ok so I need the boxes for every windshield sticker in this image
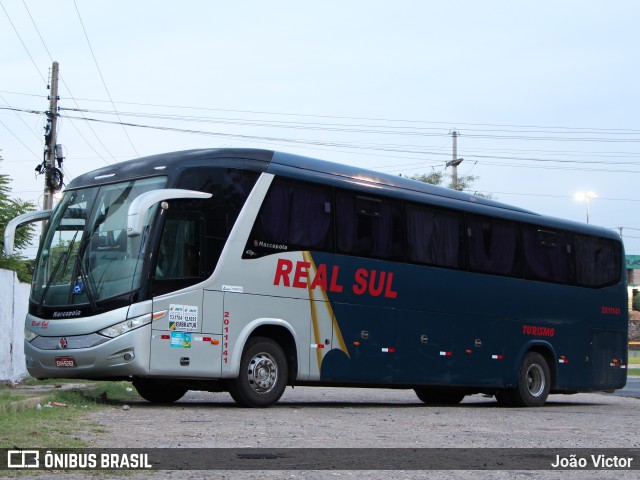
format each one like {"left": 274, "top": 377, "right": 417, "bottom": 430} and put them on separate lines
{"left": 72, "top": 280, "right": 83, "bottom": 295}
{"left": 168, "top": 304, "right": 198, "bottom": 332}
{"left": 170, "top": 331, "right": 192, "bottom": 349}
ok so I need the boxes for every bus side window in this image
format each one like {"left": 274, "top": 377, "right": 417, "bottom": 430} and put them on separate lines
{"left": 336, "top": 190, "right": 403, "bottom": 261}
{"left": 245, "top": 178, "right": 334, "bottom": 257}
{"left": 574, "top": 235, "right": 621, "bottom": 288}
{"left": 523, "top": 226, "right": 574, "bottom": 284}
{"left": 153, "top": 214, "right": 203, "bottom": 296}
{"left": 467, "top": 214, "right": 522, "bottom": 277}
{"left": 405, "top": 203, "right": 464, "bottom": 269}
{"left": 177, "top": 167, "right": 260, "bottom": 273}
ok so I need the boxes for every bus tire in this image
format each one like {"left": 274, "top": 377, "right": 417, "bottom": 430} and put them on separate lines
{"left": 133, "top": 380, "right": 188, "bottom": 404}
{"left": 229, "top": 337, "right": 288, "bottom": 408}
{"left": 414, "top": 388, "right": 466, "bottom": 405}
{"left": 497, "top": 352, "right": 550, "bottom": 407}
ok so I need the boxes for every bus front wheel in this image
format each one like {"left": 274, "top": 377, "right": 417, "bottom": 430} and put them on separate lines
{"left": 496, "top": 352, "right": 550, "bottom": 407}
{"left": 229, "top": 337, "right": 288, "bottom": 408}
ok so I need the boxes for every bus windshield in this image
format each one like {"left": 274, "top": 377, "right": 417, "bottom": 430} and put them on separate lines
{"left": 31, "top": 176, "right": 167, "bottom": 308}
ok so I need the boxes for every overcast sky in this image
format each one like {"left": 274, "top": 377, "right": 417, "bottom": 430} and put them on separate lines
{"left": 2, "top": 1, "right": 639, "bottom": 256}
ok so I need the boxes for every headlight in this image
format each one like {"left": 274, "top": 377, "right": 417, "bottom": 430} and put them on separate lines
{"left": 99, "top": 314, "right": 152, "bottom": 338}
{"left": 24, "top": 329, "right": 38, "bottom": 342}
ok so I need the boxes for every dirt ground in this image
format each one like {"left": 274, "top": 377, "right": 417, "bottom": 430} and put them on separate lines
{"left": 85, "top": 385, "right": 640, "bottom": 479}
{"left": 4, "top": 384, "right": 640, "bottom": 480}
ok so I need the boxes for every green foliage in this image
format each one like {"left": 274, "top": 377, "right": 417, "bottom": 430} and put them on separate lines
{"left": 0, "top": 381, "right": 141, "bottom": 448}
{"left": 410, "top": 171, "right": 445, "bottom": 186}
{"left": 409, "top": 170, "right": 493, "bottom": 199}
{"left": 0, "top": 154, "right": 37, "bottom": 282}
{"left": 633, "top": 293, "right": 640, "bottom": 312}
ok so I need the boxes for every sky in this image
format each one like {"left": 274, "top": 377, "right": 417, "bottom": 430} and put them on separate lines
{"left": 1, "top": 0, "right": 639, "bottom": 257}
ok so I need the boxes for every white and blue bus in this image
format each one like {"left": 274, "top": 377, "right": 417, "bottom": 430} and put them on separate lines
{"left": 5, "top": 148, "right": 628, "bottom": 407}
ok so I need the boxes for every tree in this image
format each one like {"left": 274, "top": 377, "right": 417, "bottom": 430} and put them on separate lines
{"left": 0, "top": 154, "right": 36, "bottom": 282}
{"left": 409, "top": 170, "right": 492, "bottom": 199}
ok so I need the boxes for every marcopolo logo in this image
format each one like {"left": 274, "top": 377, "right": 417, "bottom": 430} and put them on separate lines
{"left": 52, "top": 310, "right": 82, "bottom": 318}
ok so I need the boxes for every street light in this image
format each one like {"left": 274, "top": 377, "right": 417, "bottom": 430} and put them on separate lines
{"left": 575, "top": 191, "right": 597, "bottom": 223}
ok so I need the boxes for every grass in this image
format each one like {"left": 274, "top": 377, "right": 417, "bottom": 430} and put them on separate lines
{"left": 0, "top": 381, "right": 141, "bottom": 449}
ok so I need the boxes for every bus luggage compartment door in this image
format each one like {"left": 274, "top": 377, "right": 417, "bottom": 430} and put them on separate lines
{"left": 394, "top": 310, "right": 454, "bottom": 385}
{"left": 323, "top": 303, "right": 395, "bottom": 383}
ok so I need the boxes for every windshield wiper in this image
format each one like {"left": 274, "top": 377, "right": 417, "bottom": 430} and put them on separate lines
{"left": 76, "top": 259, "right": 98, "bottom": 312}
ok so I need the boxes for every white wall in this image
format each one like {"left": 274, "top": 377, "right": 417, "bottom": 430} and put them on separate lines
{"left": 0, "top": 269, "right": 30, "bottom": 383}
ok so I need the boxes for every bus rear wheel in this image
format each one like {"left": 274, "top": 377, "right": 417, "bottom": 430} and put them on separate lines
{"left": 133, "top": 379, "right": 188, "bottom": 404}
{"left": 229, "top": 337, "right": 288, "bottom": 408}
{"left": 414, "top": 388, "right": 466, "bottom": 405}
{"left": 496, "top": 352, "right": 550, "bottom": 407}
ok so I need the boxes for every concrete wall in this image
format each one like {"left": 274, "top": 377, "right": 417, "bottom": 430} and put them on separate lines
{"left": 0, "top": 269, "right": 30, "bottom": 383}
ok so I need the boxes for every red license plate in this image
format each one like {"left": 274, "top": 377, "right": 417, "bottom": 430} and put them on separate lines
{"left": 54, "top": 357, "right": 77, "bottom": 368}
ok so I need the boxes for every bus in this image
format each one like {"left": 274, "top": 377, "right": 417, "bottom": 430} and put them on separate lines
{"left": 4, "top": 148, "right": 628, "bottom": 407}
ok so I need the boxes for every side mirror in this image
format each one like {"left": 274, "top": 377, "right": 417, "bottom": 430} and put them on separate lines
{"left": 3, "top": 210, "right": 53, "bottom": 257}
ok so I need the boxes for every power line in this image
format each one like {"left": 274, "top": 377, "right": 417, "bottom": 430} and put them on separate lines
{"left": 6, "top": 105, "right": 636, "bottom": 171}
{"left": 57, "top": 107, "right": 640, "bottom": 164}
{"left": 0, "top": 0, "right": 47, "bottom": 85}
{"left": 35, "top": 97, "right": 640, "bottom": 134}
{"left": 20, "top": 0, "right": 53, "bottom": 59}
{"left": 56, "top": 111, "right": 640, "bottom": 175}
{"left": 73, "top": 0, "right": 138, "bottom": 156}
{"left": 5, "top": 88, "right": 640, "bottom": 136}
{"left": 0, "top": 117, "right": 40, "bottom": 159}
{"left": 0, "top": 92, "right": 42, "bottom": 142}
{"left": 0, "top": 89, "right": 47, "bottom": 99}
{"left": 60, "top": 105, "right": 640, "bottom": 140}
{"left": 473, "top": 191, "right": 640, "bottom": 202}
{"left": 20, "top": 0, "right": 114, "bottom": 165}
{"left": 5, "top": 102, "right": 640, "bottom": 175}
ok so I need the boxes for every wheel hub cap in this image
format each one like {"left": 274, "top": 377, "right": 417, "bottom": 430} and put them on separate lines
{"left": 247, "top": 352, "right": 278, "bottom": 394}
{"left": 526, "top": 363, "right": 545, "bottom": 397}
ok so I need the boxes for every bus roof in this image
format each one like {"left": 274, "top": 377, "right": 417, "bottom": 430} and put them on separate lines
{"left": 67, "top": 148, "right": 620, "bottom": 241}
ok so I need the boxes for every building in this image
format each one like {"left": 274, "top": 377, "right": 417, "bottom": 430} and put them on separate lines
{"left": 627, "top": 255, "right": 640, "bottom": 312}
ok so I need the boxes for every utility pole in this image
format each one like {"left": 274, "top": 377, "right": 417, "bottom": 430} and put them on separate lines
{"left": 42, "top": 61, "right": 60, "bottom": 212}
{"left": 446, "top": 130, "right": 463, "bottom": 190}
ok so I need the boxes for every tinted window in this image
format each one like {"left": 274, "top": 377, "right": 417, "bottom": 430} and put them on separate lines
{"left": 405, "top": 204, "right": 464, "bottom": 268}
{"left": 150, "top": 168, "right": 258, "bottom": 296}
{"left": 523, "top": 226, "right": 574, "bottom": 284}
{"left": 574, "top": 235, "right": 622, "bottom": 287}
{"left": 336, "top": 191, "right": 403, "bottom": 260}
{"left": 246, "top": 177, "right": 334, "bottom": 257}
{"left": 156, "top": 216, "right": 202, "bottom": 280}
{"left": 467, "top": 214, "right": 521, "bottom": 276}
{"left": 177, "top": 168, "right": 259, "bottom": 271}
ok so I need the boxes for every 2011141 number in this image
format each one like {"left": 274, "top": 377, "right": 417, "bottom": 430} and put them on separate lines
{"left": 223, "top": 311, "right": 230, "bottom": 364}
